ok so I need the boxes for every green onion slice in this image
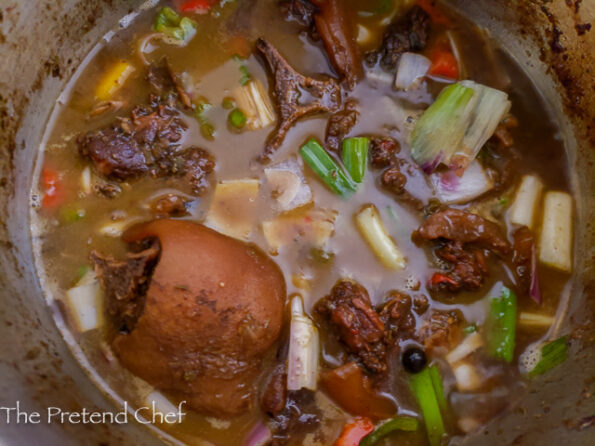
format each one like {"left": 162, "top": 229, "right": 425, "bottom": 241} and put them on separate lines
{"left": 341, "top": 137, "right": 369, "bottom": 183}
{"left": 299, "top": 138, "right": 356, "bottom": 198}
{"left": 409, "top": 366, "right": 446, "bottom": 446}
{"left": 359, "top": 416, "right": 420, "bottom": 446}
{"left": 486, "top": 286, "right": 517, "bottom": 362}
{"left": 154, "top": 7, "right": 197, "bottom": 42}
{"left": 522, "top": 336, "right": 569, "bottom": 377}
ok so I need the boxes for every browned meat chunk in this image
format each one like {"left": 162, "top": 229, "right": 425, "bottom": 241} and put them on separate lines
{"left": 150, "top": 194, "right": 189, "bottom": 218}
{"left": 419, "top": 309, "right": 464, "bottom": 352}
{"left": 173, "top": 147, "right": 216, "bottom": 194}
{"left": 415, "top": 209, "right": 510, "bottom": 292}
{"left": 381, "top": 166, "right": 407, "bottom": 194}
{"left": 366, "top": 6, "right": 430, "bottom": 70}
{"left": 280, "top": 0, "right": 318, "bottom": 28}
{"left": 261, "top": 362, "right": 288, "bottom": 416}
{"left": 379, "top": 291, "right": 417, "bottom": 341}
{"left": 100, "top": 220, "right": 286, "bottom": 417}
{"left": 416, "top": 208, "right": 511, "bottom": 254}
{"left": 78, "top": 100, "right": 215, "bottom": 194}
{"left": 269, "top": 389, "right": 320, "bottom": 446}
{"left": 481, "top": 115, "right": 520, "bottom": 191}
{"left": 325, "top": 98, "right": 359, "bottom": 152}
{"left": 255, "top": 38, "right": 341, "bottom": 161}
{"left": 434, "top": 240, "right": 488, "bottom": 291}
{"left": 311, "top": 0, "right": 363, "bottom": 89}
{"left": 91, "top": 240, "right": 160, "bottom": 333}
{"left": 369, "top": 137, "right": 400, "bottom": 168}
{"left": 77, "top": 101, "right": 185, "bottom": 179}
{"left": 381, "top": 163, "right": 424, "bottom": 210}
{"left": 315, "top": 280, "right": 387, "bottom": 374}
{"left": 512, "top": 226, "right": 538, "bottom": 295}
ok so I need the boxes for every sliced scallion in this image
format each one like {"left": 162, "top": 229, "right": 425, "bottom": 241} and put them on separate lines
{"left": 410, "top": 83, "right": 476, "bottom": 173}
{"left": 341, "top": 137, "right": 369, "bottom": 183}
{"left": 409, "top": 81, "right": 510, "bottom": 172}
{"left": 521, "top": 336, "right": 569, "bottom": 377}
{"left": 486, "top": 286, "right": 517, "bottom": 362}
{"left": 299, "top": 138, "right": 356, "bottom": 198}
{"left": 359, "top": 416, "right": 420, "bottom": 446}
{"left": 409, "top": 366, "right": 446, "bottom": 446}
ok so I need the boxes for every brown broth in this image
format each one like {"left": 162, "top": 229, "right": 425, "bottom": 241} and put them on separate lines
{"left": 31, "top": 1, "right": 572, "bottom": 445}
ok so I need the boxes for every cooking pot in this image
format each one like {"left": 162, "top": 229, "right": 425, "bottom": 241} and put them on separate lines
{"left": 0, "top": 0, "right": 593, "bottom": 445}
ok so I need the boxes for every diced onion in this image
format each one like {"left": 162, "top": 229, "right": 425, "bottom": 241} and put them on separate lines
{"left": 355, "top": 204, "right": 406, "bottom": 270}
{"left": 395, "top": 52, "right": 431, "bottom": 91}
{"left": 287, "top": 295, "right": 319, "bottom": 391}
{"left": 446, "top": 332, "right": 484, "bottom": 364}
{"left": 80, "top": 167, "right": 92, "bottom": 195}
{"left": 262, "top": 208, "right": 336, "bottom": 252}
{"left": 508, "top": 175, "right": 543, "bottom": 229}
{"left": 538, "top": 191, "right": 573, "bottom": 272}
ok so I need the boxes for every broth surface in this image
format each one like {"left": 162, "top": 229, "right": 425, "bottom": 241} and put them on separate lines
{"left": 32, "top": 1, "right": 573, "bottom": 445}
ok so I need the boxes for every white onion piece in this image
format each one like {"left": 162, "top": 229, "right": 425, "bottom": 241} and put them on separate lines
{"left": 509, "top": 175, "right": 543, "bottom": 229}
{"left": 206, "top": 179, "right": 260, "bottom": 240}
{"left": 446, "top": 332, "right": 484, "bottom": 364}
{"left": 287, "top": 295, "right": 319, "bottom": 392}
{"left": 355, "top": 204, "right": 406, "bottom": 270}
{"left": 453, "top": 362, "right": 483, "bottom": 392}
{"left": 264, "top": 157, "right": 312, "bottom": 212}
{"left": 538, "top": 191, "right": 573, "bottom": 272}
{"left": 64, "top": 270, "right": 103, "bottom": 333}
{"left": 395, "top": 52, "right": 431, "bottom": 91}
{"left": 519, "top": 312, "right": 555, "bottom": 327}
{"left": 431, "top": 161, "right": 493, "bottom": 204}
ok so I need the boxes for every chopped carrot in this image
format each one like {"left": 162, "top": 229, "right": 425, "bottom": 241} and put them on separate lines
{"left": 334, "top": 417, "right": 375, "bottom": 446}
{"left": 41, "top": 167, "right": 65, "bottom": 208}
{"left": 428, "top": 50, "right": 459, "bottom": 79}
{"left": 179, "top": 0, "right": 212, "bottom": 14}
{"left": 417, "top": 0, "right": 452, "bottom": 27}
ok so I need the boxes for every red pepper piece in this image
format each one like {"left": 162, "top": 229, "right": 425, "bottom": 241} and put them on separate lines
{"left": 334, "top": 417, "right": 375, "bottom": 446}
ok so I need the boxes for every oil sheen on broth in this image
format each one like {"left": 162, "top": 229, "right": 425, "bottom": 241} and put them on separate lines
{"left": 31, "top": 1, "right": 574, "bottom": 445}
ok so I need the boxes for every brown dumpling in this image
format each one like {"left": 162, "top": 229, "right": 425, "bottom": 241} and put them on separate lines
{"left": 112, "top": 219, "right": 286, "bottom": 417}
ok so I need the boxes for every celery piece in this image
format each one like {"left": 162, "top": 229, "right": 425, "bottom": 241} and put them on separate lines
{"left": 486, "top": 287, "right": 517, "bottom": 362}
